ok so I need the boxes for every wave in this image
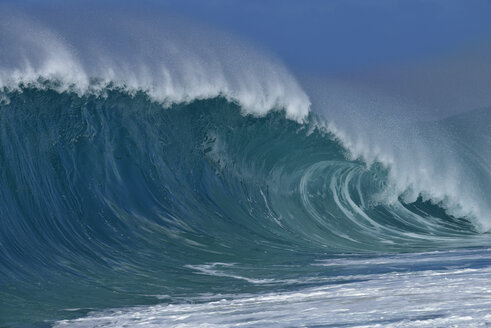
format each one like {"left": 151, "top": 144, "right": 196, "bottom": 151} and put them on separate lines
{"left": 0, "top": 87, "right": 481, "bottom": 271}
{"left": 1, "top": 5, "right": 490, "bottom": 235}
{"left": 0, "top": 86, "right": 486, "bottom": 326}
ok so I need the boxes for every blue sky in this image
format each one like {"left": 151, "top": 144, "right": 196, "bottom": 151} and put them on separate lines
{"left": 154, "top": 0, "right": 491, "bottom": 75}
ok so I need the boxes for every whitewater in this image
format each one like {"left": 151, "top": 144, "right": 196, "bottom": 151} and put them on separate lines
{"left": 1, "top": 4, "right": 491, "bottom": 328}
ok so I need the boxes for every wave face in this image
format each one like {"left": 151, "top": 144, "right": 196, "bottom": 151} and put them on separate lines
{"left": 0, "top": 88, "right": 486, "bottom": 326}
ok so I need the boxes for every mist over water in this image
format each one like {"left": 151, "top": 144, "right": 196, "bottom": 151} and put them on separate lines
{"left": 1, "top": 2, "right": 491, "bottom": 328}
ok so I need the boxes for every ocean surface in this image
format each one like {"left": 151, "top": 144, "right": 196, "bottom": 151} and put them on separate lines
{"left": 1, "top": 5, "right": 491, "bottom": 328}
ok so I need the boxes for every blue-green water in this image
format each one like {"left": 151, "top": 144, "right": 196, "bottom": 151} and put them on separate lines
{"left": 1, "top": 89, "right": 490, "bottom": 327}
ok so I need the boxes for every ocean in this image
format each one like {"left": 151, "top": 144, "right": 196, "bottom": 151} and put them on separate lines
{"left": 1, "top": 4, "right": 491, "bottom": 328}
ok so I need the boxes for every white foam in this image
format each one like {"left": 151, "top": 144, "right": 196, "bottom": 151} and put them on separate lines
{"left": 0, "top": 8, "right": 310, "bottom": 122}
{"left": 184, "top": 263, "right": 276, "bottom": 285}
{"left": 55, "top": 250, "right": 491, "bottom": 328}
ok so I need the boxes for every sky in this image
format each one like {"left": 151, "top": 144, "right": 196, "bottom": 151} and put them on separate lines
{"left": 156, "top": 0, "right": 491, "bottom": 75}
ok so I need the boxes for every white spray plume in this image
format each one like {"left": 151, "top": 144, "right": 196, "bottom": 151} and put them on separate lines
{"left": 0, "top": 8, "right": 310, "bottom": 121}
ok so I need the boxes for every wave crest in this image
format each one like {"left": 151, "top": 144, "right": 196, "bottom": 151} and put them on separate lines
{"left": 0, "top": 8, "right": 310, "bottom": 121}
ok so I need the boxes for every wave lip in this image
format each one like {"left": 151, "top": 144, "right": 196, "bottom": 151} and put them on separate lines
{"left": 0, "top": 8, "right": 310, "bottom": 121}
